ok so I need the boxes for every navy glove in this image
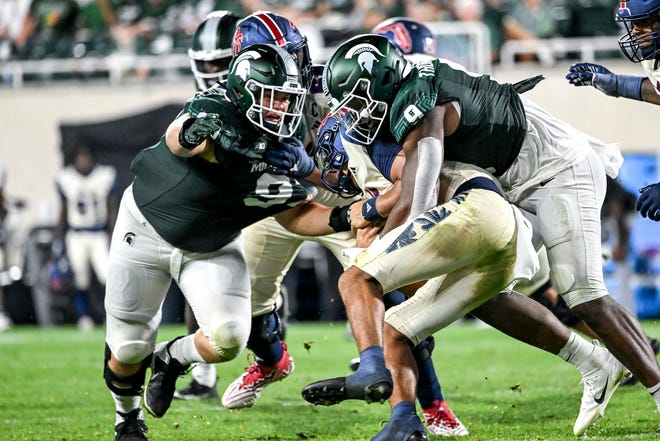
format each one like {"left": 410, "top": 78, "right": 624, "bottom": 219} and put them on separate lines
{"left": 264, "top": 137, "right": 315, "bottom": 178}
{"left": 178, "top": 112, "right": 221, "bottom": 149}
{"left": 636, "top": 183, "right": 660, "bottom": 221}
{"left": 566, "top": 62, "right": 643, "bottom": 100}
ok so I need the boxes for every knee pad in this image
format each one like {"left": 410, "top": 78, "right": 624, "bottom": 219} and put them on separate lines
{"left": 247, "top": 310, "right": 283, "bottom": 351}
{"left": 103, "top": 344, "right": 150, "bottom": 396}
{"left": 538, "top": 194, "right": 577, "bottom": 294}
{"left": 412, "top": 335, "right": 435, "bottom": 364}
{"left": 111, "top": 341, "right": 153, "bottom": 365}
{"left": 211, "top": 320, "right": 249, "bottom": 361}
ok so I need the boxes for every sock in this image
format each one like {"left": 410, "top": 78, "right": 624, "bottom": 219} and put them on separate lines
{"left": 255, "top": 340, "right": 284, "bottom": 367}
{"left": 557, "top": 332, "right": 599, "bottom": 376}
{"left": 392, "top": 401, "right": 416, "bottom": 418}
{"left": 416, "top": 356, "right": 444, "bottom": 409}
{"left": 112, "top": 393, "right": 141, "bottom": 425}
{"left": 356, "top": 346, "right": 385, "bottom": 373}
{"left": 74, "top": 289, "right": 89, "bottom": 317}
{"left": 167, "top": 335, "right": 205, "bottom": 365}
{"left": 646, "top": 382, "right": 660, "bottom": 412}
{"left": 191, "top": 362, "right": 217, "bottom": 387}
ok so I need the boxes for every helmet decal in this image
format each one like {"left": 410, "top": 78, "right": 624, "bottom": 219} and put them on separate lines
{"left": 234, "top": 50, "right": 262, "bottom": 80}
{"left": 345, "top": 44, "right": 385, "bottom": 74}
{"left": 232, "top": 27, "right": 244, "bottom": 54}
{"left": 618, "top": 1, "right": 631, "bottom": 16}
{"left": 374, "top": 23, "right": 412, "bottom": 53}
{"left": 253, "top": 12, "right": 287, "bottom": 46}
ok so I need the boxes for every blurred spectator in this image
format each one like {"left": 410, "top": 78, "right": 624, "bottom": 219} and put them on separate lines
{"left": 0, "top": 0, "right": 32, "bottom": 62}
{"left": 54, "top": 145, "right": 118, "bottom": 331}
{"left": 0, "top": 165, "right": 12, "bottom": 332}
{"left": 13, "top": 0, "right": 79, "bottom": 60}
{"left": 502, "top": 0, "right": 556, "bottom": 61}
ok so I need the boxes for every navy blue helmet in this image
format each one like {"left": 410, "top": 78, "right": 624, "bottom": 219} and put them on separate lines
{"left": 617, "top": 0, "right": 660, "bottom": 62}
{"left": 371, "top": 17, "right": 437, "bottom": 57}
{"left": 315, "top": 114, "right": 361, "bottom": 198}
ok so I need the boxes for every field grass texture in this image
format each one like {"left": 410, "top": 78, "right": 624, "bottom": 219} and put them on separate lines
{"left": 1, "top": 320, "right": 660, "bottom": 440}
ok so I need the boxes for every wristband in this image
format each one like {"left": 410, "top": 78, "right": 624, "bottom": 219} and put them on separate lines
{"left": 362, "top": 197, "right": 385, "bottom": 222}
{"left": 178, "top": 118, "right": 198, "bottom": 150}
{"left": 617, "top": 75, "right": 644, "bottom": 101}
{"left": 329, "top": 204, "right": 352, "bottom": 232}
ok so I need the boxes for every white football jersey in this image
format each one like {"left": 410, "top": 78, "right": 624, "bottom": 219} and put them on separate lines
{"left": 55, "top": 165, "right": 117, "bottom": 229}
{"left": 641, "top": 59, "right": 660, "bottom": 96}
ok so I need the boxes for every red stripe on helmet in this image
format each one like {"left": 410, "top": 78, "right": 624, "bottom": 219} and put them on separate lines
{"left": 254, "top": 12, "right": 286, "bottom": 46}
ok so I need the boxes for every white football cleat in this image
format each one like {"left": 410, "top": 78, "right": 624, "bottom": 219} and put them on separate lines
{"left": 573, "top": 344, "right": 630, "bottom": 436}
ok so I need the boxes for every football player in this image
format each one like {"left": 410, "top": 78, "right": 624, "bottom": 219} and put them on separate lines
{"left": 173, "top": 9, "right": 241, "bottom": 403}
{"left": 306, "top": 113, "right": 634, "bottom": 439}
{"left": 54, "top": 145, "right": 118, "bottom": 331}
{"left": 104, "top": 44, "right": 318, "bottom": 441}
{"left": 565, "top": 0, "right": 660, "bottom": 220}
{"left": 304, "top": 33, "right": 660, "bottom": 437}
{"left": 216, "top": 12, "right": 469, "bottom": 437}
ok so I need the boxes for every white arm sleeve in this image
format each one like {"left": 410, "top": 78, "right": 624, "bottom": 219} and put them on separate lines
{"left": 409, "top": 137, "right": 443, "bottom": 220}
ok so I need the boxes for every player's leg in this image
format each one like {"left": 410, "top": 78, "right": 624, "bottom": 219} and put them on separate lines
{"left": 144, "top": 236, "right": 252, "bottom": 418}
{"left": 65, "top": 231, "right": 93, "bottom": 330}
{"left": 173, "top": 301, "right": 218, "bottom": 400}
{"left": 221, "top": 217, "right": 302, "bottom": 409}
{"left": 104, "top": 194, "right": 172, "bottom": 440}
{"left": 303, "top": 189, "right": 518, "bottom": 406}
{"left": 528, "top": 151, "right": 653, "bottom": 434}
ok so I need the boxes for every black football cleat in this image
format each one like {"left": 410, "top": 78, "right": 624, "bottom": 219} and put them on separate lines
{"left": 302, "top": 369, "right": 392, "bottom": 406}
{"left": 114, "top": 409, "right": 148, "bottom": 441}
{"left": 144, "top": 337, "right": 190, "bottom": 418}
{"left": 173, "top": 379, "right": 218, "bottom": 400}
{"left": 371, "top": 408, "right": 428, "bottom": 441}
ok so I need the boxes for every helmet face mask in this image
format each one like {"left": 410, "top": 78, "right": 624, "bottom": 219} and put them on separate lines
{"left": 227, "top": 44, "right": 307, "bottom": 138}
{"left": 232, "top": 11, "right": 313, "bottom": 90}
{"left": 189, "top": 11, "right": 240, "bottom": 90}
{"left": 323, "top": 35, "right": 411, "bottom": 145}
{"left": 315, "top": 115, "right": 361, "bottom": 198}
{"left": 617, "top": 0, "right": 660, "bottom": 62}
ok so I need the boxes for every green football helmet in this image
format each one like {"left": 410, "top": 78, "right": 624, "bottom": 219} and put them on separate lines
{"left": 323, "top": 34, "right": 412, "bottom": 144}
{"left": 226, "top": 43, "right": 307, "bottom": 138}
{"left": 189, "top": 10, "right": 240, "bottom": 91}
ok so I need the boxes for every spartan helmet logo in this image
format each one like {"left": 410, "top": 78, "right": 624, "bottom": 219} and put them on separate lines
{"left": 234, "top": 50, "right": 262, "bottom": 80}
{"left": 345, "top": 43, "right": 385, "bottom": 74}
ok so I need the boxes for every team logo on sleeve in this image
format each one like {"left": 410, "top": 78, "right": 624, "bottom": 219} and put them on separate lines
{"left": 403, "top": 104, "right": 424, "bottom": 124}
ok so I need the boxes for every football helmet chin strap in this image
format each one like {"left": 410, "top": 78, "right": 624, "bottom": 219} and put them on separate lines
{"left": 409, "top": 137, "right": 443, "bottom": 220}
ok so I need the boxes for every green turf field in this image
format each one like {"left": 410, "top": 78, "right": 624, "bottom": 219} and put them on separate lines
{"left": 1, "top": 320, "right": 660, "bottom": 440}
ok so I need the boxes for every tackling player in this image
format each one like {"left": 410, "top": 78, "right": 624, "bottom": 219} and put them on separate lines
{"left": 304, "top": 33, "right": 660, "bottom": 437}
{"left": 104, "top": 44, "right": 317, "bottom": 441}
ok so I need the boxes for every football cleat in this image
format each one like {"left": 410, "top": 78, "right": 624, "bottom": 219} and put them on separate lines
{"left": 173, "top": 378, "right": 218, "bottom": 400}
{"left": 114, "top": 409, "right": 148, "bottom": 441}
{"left": 371, "top": 407, "right": 428, "bottom": 441}
{"left": 144, "top": 337, "right": 190, "bottom": 418}
{"left": 302, "top": 368, "right": 393, "bottom": 406}
{"left": 573, "top": 343, "right": 630, "bottom": 436}
{"left": 422, "top": 400, "right": 469, "bottom": 437}
{"left": 221, "top": 343, "right": 294, "bottom": 409}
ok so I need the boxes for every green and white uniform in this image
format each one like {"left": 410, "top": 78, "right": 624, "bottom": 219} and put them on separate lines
{"left": 105, "top": 87, "right": 312, "bottom": 364}
{"left": 388, "top": 58, "right": 624, "bottom": 308}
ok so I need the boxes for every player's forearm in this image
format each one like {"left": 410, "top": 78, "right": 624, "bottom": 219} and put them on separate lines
{"left": 165, "top": 114, "right": 213, "bottom": 157}
{"left": 276, "top": 202, "right": 337, "bottom": 236}
{"left": 641, "top": 79, "right": 660, "bottom": 105}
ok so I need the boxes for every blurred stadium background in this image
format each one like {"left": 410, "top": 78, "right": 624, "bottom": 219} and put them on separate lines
{"left": 1, "top": 0, "right": 660, "bottom": 328}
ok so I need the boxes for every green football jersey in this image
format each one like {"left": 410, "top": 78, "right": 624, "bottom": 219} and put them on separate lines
{"left": 389, "top": 59, "right": 527, "bottom": 177}
{"left": 130, "top": 88, "right": 311, "bottom": 253}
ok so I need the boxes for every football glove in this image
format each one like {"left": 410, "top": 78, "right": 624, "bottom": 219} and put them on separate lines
{"left": 636, "top": 183, "right": 660, "bottom": 221}
{"left": 264, "top": 137, "right": 315, "bottom": 178}
{"left": 565, "top": 63, "right": 643, "bottom": 100}
{"left": 178, "top": 112, "right": 221, "bottom": 149}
